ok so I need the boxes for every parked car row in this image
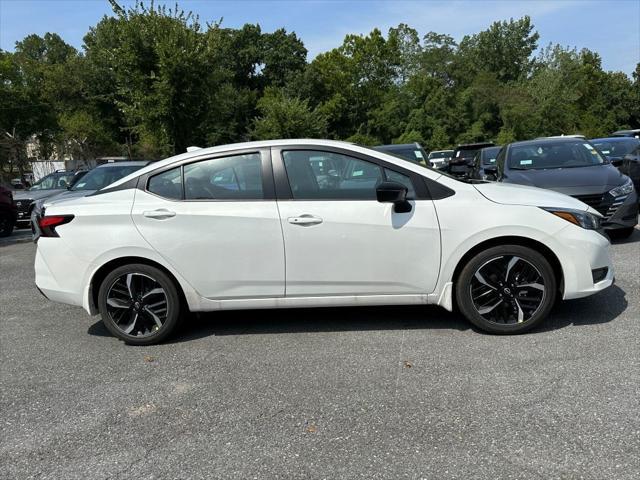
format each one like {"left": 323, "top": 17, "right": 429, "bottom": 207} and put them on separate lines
{"left": 3, "top": 161, "right": 152, "bottom": 237}
{"left": 377, "top": 131, "right": 639, "bottom": 239}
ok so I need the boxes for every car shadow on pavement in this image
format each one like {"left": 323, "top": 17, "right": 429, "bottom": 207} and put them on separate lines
{"left": 535, "top": 284, "right": 628, "bottom": 333}
{"left": 86, "top": 285, "right": 627, "bottom": 343}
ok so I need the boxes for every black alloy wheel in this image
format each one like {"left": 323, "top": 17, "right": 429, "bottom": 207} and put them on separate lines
{"left": 98, "top": 264, "right": 182, "bottom": 345}
{"left": 456, "top": 245, "right": 557, "bottom": 334}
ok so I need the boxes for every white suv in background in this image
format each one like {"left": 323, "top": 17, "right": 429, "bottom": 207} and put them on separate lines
{"left": 34, "top": 140, "right": 613, "bottom": 345}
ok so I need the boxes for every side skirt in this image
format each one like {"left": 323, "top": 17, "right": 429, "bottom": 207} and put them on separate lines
{"left": 190, "top": 290, "right": 453, "bottom": 312}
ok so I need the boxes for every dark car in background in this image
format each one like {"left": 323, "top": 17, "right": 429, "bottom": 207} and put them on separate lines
{"left": 12, "top": 170, "right": 87, "bottom": 227}
{"left": 31, "top": 161, "right": 151, "bottom": 237}
{"left": 470, "top": 145, "right": 502, "bottom": 180}
{"left": 0, "top": 185, "right": 17, "bottom": 237}
{"left": 591, "top": 137, "right": 640, "bottom": 199}
{"left": 496, "top": 137, "right": 638, "bottom": 238}
{"left": 448, "top": 142, "right": 495, "bottom": 177}
{"left": 374, "top": 143, "right": 430, "bottom": 167}
{"left": 427, "top": 149, "right": 454, "bottom": 170}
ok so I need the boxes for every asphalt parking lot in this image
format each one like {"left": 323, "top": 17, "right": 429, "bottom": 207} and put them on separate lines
{"left": 1, "top": 228, "right": 639, "bottom": 479}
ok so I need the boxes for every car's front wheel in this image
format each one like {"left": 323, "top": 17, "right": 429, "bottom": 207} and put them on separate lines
{"left": 98, "top": 264, "right": 182, "bottom": 345}
{"left": 455, "top": 245, "right": 557, "bottom": 334}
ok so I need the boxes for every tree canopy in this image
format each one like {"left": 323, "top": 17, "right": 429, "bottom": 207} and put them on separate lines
{"left": 1, "top": 1, "right": 638, "bottom": 175}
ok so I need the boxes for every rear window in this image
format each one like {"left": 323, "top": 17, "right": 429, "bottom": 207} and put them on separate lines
{"left": 389, "top": 148, "right": 425, "bottom": 163}
{"left": 71, "top": 165, "right": 145, "bottom": 191}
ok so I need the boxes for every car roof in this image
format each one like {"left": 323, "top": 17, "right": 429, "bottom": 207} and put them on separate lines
{"left": 374, "top": 143, "right": 422, "bottom": 151}
{"left": 94, "top": 160, "right": 151, "bottom": 168}
{"left": 108, "top": 139, "right": 444, "bottom": 189}
{"left": 612, "top": 129, "right": 640, "bottom": 134}
{"left": 455, "top": 142, "right": 494, "bottom": 150}
{"left": 509, "top": 137, "right": 586, "bottom": 147}
{"left": 591, "top": 137, "right": 639, "bottom": 143}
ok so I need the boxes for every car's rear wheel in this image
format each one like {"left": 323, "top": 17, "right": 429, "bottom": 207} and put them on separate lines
{"left": 98, "top": 264, "right": 182, "bottom": 345}
{"left": 456, "top": 245, "right": 557, "bottom": 334}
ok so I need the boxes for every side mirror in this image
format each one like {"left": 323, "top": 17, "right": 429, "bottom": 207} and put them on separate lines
{"left": 484, "top": 164, "right": 498, "bottom": 174}
{"left": 610, "top": 157, "right": 623, "bottom": 167}
{"left": 376, "top": 181, "right": 412, "bottom": 213}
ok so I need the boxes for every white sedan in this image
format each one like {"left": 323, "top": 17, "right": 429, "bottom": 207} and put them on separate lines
{"left": 34, "top": 140, "right": 614, "bottom": 345}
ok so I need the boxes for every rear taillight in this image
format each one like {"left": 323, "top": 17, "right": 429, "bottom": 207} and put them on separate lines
{"left": 38, "top": 215, "right": 74, "bottom": 237}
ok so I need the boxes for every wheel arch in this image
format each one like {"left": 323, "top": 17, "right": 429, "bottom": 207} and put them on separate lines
{"left": 89, "top": 256, "right": 189, "bottom": 315}
{"left": 451, "top": 236, "right": 565, "bottom": 301}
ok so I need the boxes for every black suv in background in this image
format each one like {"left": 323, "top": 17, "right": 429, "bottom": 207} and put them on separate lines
{"left": 373, "top": 143, "right": 430, "bottom": 167}
{"left": 496, "top": 137, "right": 638, "bottom": 238}
{"left": 591, "top": 137, "right": 640, "bottom": 199}
{"left": 448, "top": 142, "right": 494, "bottom": 177}
{"left": 12, "top": 170, "right": 87, "bottom": 227}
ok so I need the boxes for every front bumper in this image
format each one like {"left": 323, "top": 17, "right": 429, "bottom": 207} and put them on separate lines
{"left": 572, "top": 190, "right": 638, "bottom": 231}
{"left": 14, "top": 200, "right": 33, "bottom": 224}
{"left": 602, "top": 190, "right": 638, "bottom": 230}
{"left": 554, "top": 225, "right": 615, "bottom": 300}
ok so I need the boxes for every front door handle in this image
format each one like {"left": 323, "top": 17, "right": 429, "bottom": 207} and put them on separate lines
{"left": 288, "top": 214, "right": 323, "bottom": 226}
{"left": 143, "top": 209, "right": 176, "bottom": 220}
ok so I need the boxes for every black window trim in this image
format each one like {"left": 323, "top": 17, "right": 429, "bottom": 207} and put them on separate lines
{"left": 270, "top": 145, "right": 436, "bottom": 201}
{"left": 139, "top": 147, "right": 276, "bottom": 202}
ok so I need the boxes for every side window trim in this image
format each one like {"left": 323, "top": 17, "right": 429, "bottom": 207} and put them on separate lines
{"left": 271, "top": 146, "right": 430, "bottom": 201}
{"left": 141, "top": 148, "right": 275, "bottom": 201}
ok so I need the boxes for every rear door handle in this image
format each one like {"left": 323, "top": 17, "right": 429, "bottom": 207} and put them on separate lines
{"left": 288, "top": 214, "right": 323, "bottom": 226}
{"left": 143, "top": 209, "right": 176, "bottom": 219}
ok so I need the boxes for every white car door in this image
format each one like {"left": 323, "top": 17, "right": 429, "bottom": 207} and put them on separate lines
{"left": 273, "top": 148, "right": 441, "bottom": 297}
{"left": 131, "top": 149, "right": 285, "bottom": 299}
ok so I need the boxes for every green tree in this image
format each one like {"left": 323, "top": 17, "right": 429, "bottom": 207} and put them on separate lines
{"left": 250, "top": 87, "right": 327, "bottom": 139}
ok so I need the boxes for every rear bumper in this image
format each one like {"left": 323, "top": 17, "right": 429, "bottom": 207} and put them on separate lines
{"left": 34, "top": 240, "right": 89, "bottom": 308}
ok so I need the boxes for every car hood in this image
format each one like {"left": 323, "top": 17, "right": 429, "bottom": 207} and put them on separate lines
{"left": 504, "top": 164, "right": 625, "bottom": 192}
{"left": 13, "top": 189, "right": 64, "bottom": 202}
{"left": 474, "top": 182, "right": 590, "bottom": 211}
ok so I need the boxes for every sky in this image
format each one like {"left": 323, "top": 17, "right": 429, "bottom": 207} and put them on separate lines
{"left": 0, "top": 0, "right": 638, "bottom": 74}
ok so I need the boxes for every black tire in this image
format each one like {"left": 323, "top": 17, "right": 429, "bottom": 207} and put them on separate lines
{"left": 98, "top": 263, "right": 182, "bottom": 345}
{"left": 608, "top": 227, "right": 635, "bottom": 240}
{"left": 0, "top": 215, "right": 14, "bottom": 237}
{"left": 455, "top": 245, "right": 557, "bottom": 334}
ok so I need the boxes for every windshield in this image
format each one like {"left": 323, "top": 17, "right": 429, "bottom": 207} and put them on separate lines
{"left": 481, "top": 147, "right": 502, "bottom": 165}
{"left": 428, "top": 151, "right": 452, "bottom": 159}
{"left": 508, "top": 141, "right": 605, "bottom": 170}
{"left": 453, "top": 149, "right": 479, "bottom": 160}
{"left": 592, "top": 139, "right": 639, "bottom": 157}
{"left": 387, "top": 148, "right": 427, "bottom": 164}
{"left": 29, "top": 172, "right": 75, "bottom": 191}
{"left": 71, "top": 165, "right": 145, "bottom": 191}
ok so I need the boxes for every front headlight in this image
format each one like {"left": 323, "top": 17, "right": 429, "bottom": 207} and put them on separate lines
{"left": 609, "top": 178, "right": 634, "bottom": 197}
{"left": 541, "top": 207, "right": 601, "bottom": 230}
